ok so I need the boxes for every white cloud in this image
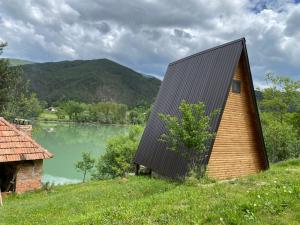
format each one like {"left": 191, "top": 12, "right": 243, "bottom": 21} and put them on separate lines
{"left": 0, "top": 0, "right": 299, "bottom": 87}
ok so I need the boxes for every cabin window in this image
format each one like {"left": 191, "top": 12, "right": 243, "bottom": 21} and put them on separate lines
{"left": 232, "top": 80, "right": 241, "bottom": 93}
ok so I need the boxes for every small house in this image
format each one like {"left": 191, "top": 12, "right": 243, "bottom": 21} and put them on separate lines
{"left": 134, "top": 38, "right": 269, "bottom": 179}
{"left": 0, "top": 117, "right": 53, "bottom": 193}
{"left": 48, "top": 107, "right": 57, "bottom": 112}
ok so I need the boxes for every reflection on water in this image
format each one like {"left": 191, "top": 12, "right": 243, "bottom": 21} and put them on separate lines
{"left": 33, "top": 122, "right": 129, "bottom": 183}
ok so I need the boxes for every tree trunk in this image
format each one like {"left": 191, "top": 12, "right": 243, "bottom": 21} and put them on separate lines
{"left": 83, "top": 170, "right": 87, "bottom": 183}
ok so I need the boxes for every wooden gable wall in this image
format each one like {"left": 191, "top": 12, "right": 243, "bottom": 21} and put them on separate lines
{"left": 206, "top": 54, "right": 266, "bottom": 179}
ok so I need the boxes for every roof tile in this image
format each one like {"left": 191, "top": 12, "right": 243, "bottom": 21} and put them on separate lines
{"left": 0, "top": 117, "right": 54, "bottom": 162}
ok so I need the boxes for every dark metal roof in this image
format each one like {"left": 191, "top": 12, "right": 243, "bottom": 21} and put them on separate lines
{"left": 134, "top": 38, "right": 268, "bottom": 178}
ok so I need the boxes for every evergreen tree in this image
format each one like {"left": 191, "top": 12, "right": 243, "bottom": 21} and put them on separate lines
{"left": 0, "top": 42, "right": 42, "bottom": 120}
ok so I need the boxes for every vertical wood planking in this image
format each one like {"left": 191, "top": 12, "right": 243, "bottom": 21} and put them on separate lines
{"left": 207, "top": 55, "right": 265, "bottom": 179}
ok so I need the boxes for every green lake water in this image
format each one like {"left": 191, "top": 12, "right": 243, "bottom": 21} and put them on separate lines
{"left": 33, "top": 122, "right": 129, "bottom": 184}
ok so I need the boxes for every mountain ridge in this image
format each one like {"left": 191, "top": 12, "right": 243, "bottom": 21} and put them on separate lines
{"left": 5, "top": 58, "right": 35, "bottom": 66}
{"left": 20, "top": 58, "right": 161, "bottom": 107}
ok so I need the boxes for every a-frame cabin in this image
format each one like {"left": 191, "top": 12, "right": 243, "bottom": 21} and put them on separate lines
{"left": 134, "top": 38, "right": 269, "bottom": 180}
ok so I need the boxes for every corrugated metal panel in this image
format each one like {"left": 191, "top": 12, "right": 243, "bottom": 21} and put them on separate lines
{"left": 134, "top": 38, "right": 266, "bottom": 178}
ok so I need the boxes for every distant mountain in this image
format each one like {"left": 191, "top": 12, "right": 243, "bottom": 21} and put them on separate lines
{"left": 6, "top": 58, "right": 35, "bottom": 66}
{"left": 20, "top": 59, "right": 161, "bottom": 107}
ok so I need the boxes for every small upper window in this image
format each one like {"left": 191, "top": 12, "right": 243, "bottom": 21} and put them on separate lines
{"left": 232, "top": 80, "right": 241, "bottom": 93}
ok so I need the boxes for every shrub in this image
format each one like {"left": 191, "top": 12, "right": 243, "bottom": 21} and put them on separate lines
{"left": 42, "top": 182, "right": 55, "bottom": 192}
{"left": 92, "top": 125, "right": 143, "bottom": 179}
{"left": 56, "top": 108, "right": 66, "bottom": 119}
{"left": 75, "top": 152, "right": 96, "bottom": 182}
{"left": 128, "top": 110, "right": 144, "bottom": 124}
{"left": 262, "top": 114, "right": 300, "bottom": 162}
{"left": 158, "top": 100, "right": 218, "bottom": 178}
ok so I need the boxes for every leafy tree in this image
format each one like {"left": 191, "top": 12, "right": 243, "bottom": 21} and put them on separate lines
{"left": 261, "top": 113, "right": 299, "bottom": 162}
{"left": 257, "top": 74, "right": 300, "bottom": 162}
{"left": 128, "top": 105, "right": 152, "bottom": 124}
{"left": 61, "top": 101, "right": 128, "bottom": 124}
{"left": 158, "top": 100, "right": 218, "bottom": 178}
{"left": 0, "top": 42, "right": 43, "bottom": 120}
{"left": 75, "top": 152, "right": 96, "bottom": 182}
{"left": 92, "top": 125, "right": 143, "bottom": 179}
{"left": 60, "top": 100, "right": 85, "bottom": 120}
{"left": 258, "top": 73, "right": 300, "bottom": 123}
{"left": 55, "top": 108, "right": 67, "bottom": 119}
{"left": 16, "top": 93, "right": 43, "bottom": 118}
{"left": 128, "top": 110, "right": 142, "bottom": 124}
{"left": 144, "top": 105, "right": 152, "bottom": 122}
{"left": 293, "top": 111, "right": 300, "bottom": 136}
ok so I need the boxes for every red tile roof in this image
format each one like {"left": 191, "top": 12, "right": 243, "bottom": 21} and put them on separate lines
{"left": 0, "top": 117, "right": 53, "bottom": 163}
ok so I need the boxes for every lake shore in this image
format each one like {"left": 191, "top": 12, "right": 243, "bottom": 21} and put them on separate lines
{"left": 33, "top": 122, "right": 129, "bottom": 183}
{"left": 35, "top": 118, "right": 131, "bottom": 126}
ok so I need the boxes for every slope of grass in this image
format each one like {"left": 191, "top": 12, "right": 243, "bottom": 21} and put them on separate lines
{"left": 0, "top": 160, "right": 299, "bottom": 225}
{"left": 38, "top": 111, "right": 59, "bottom": 121}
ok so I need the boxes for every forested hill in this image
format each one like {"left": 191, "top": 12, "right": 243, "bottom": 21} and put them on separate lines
{"left": 20, "top": 59, "right": 161, "bottom": 106}
{"left": 7, "top": 58, "right": 34, "bottom": 66}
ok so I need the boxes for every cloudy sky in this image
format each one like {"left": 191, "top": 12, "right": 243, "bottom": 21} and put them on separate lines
{"left": 0, "top": 0, "right": 299, "bottom": 86}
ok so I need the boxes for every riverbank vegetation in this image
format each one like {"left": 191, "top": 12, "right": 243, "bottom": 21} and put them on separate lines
{"left": 1, "top": 159, "right": 300, "bottom": 224}
{"left": 37, "top": 101, "right": 150, "bottom": 125}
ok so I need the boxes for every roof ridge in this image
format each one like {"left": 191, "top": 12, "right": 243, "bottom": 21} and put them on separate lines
{"left": 0, "top": 117, "right": 53, "bottom": 158}
{"left": 169, "top": 37, "right": 245, "bottom": 66}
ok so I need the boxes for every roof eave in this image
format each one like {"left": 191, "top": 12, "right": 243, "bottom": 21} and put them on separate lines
{"left": 241, "top": 41, "right": 270, "bottom": 169}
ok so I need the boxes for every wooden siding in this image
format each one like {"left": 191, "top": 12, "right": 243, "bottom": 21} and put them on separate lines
{"left": 207, "top": 55, "right": 265, "bottom": 179}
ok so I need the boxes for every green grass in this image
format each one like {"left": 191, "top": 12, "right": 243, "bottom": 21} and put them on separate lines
{"left": 1, "top": 160, "right": 300, "bottom": 225}
{"left": 38, "top": 111, "right": 59, "bottom": 120}
{"left": 37, "top": 111, "right": 71, "bottom": 122}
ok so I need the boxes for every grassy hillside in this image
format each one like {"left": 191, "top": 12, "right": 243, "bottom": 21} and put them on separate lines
{"left": 1, "top": 160, "right": 299, "bottom": 225}
{"left": 6, "top": 58, "right": 34, "bottom": 66}
{"left": 20, "top": 59, "right": 161, "bottom": 106}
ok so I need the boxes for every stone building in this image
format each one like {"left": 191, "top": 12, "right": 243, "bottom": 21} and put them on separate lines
{"left": 0, "top": 117, "right": 53, "bottom": 193}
